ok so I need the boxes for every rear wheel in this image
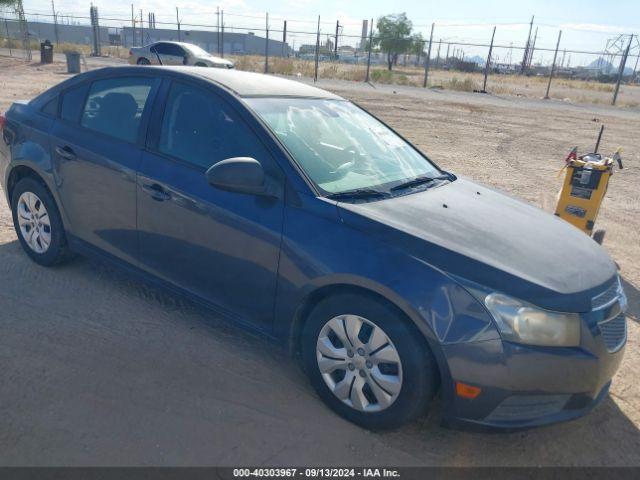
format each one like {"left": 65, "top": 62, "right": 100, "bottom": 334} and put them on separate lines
{"left": 301, "top": 293, "right": 438, "bottom": 429}
{"left": 11, "top": 177, "right": 71, "bottom": 266}
{"left": 137, "top": 57, "right": 151, "bottom": 65}
{"left": 194, "top": 62, "right": 207, "bottom": 67}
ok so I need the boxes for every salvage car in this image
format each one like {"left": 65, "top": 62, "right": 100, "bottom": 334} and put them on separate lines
{"left": 128, "top": 41, "right": 234, "bottom": 68}
{"left": 0, "top": 66, "right": 627, "bottom": 430}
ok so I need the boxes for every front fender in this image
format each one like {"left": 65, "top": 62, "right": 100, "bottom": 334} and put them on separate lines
{"left": 273, "top": 192, "right": 499, "bottom": 349}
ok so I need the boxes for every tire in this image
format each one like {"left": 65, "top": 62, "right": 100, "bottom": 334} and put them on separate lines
{"left": 194, "top": 62, "right": 207, "bottom": 67}
{"left": 11, "top": 177, "right": 72, "bottom": 267}
{"left": 301, "top": 293, "right": 438, "bottom": 430}
{"left": 137, "top": 57, "right": 151, "bottom": 65}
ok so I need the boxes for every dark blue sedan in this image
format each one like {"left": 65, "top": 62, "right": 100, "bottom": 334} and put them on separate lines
{"left": 0, "top": 66, "right": 628, "bottom": 430}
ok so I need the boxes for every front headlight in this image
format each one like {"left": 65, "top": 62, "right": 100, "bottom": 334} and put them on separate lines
{"left": 484, "top": 293, "right": 581, "bottom": 347}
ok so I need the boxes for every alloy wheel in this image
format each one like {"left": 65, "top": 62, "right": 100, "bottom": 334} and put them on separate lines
{"left": 17, "top": 191, "right": 51, "bottom": 254}
{"left": 316, "top": 314, "right": 403, "bottom": 412}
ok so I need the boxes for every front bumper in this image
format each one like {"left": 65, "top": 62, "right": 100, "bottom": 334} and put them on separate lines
{"left": 439, "top": 309, "right": 626, "bottom": 431}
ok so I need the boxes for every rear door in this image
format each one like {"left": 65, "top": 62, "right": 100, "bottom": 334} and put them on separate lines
{"left": 50, "top": 75, "right": 160, "bottom": 262}
{"left": 136, "top": 79, "right": 285, "bottom": 328}
{"left": 152, "top": 43, "right": 186, "bottom": 65}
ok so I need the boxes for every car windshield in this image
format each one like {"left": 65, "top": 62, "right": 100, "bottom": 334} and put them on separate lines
{"left": 245, "top": 98, "right": 441, "bottom": 195}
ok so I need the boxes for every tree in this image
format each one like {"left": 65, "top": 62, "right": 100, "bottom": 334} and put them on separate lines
{"left": 375, "top": 13, "right": 413, "bottom": 71}
{"left": 411, "top": 32, "right": 425, "bottom": 66}
{"left": 0, "top": 0, "right": 17, "bottom": 8}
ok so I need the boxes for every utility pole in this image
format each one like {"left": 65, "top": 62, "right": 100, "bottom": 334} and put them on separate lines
{"left": 612, "top": 34, "right": 633, "bottom": 105}
{"left": 131, "top": 4, "right": 136, "bottom": 47}
{"left": 436, "top": 39, "right": 441, "bottom": 67}
{"left": 482, "top": 26, "right": 496, "bottom": 92}
{"left": 423, "top": 23, "right": 434, "bottom": 88}
{"left": 365, "top": 18, "right": 373, "bottom": 83}
{"left": 334, "top": 20, "right": 339, "bottom": 59}
{"left": 140, "top": 9, "right": 144, "bottom": 45}
{"left": 264, "top": 12, "right": 269, "bottom": 73}
{"left": 527, "top": 27, "right": 538, "bottom": 69}
{"left": 51, "top": 0, "right": 59, "bottom": 46}
{"left": 176, "top": 7, "right": 181, "bottom": 41}
{"left": 520, "top": 15, "right": 534, "bottom": 74}
{"left": 314, "top": 15, "right": 320, "bottom": 82}
{"left": 545, "top": 30, "right": 562, "bottom": 99}
{"left": 216, "top": 7, "right": 220, "bottom": 55}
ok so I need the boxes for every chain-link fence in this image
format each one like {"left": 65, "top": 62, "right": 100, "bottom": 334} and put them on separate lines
{"left": 1, "top": 6, "right": 639, "bottom": 106}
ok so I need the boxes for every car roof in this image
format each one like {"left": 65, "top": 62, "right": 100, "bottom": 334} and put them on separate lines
{"left": 154, "top": 66, "right": 342, "bottom": 99}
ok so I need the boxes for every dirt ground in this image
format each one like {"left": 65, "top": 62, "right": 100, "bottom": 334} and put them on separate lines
{"left": 0, "top": 56, "right": 639, "bottom": 466}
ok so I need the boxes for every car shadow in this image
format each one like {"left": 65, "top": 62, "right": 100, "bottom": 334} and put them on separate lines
{"left": 0, "top": 238, "right": 638, "bottom": 466}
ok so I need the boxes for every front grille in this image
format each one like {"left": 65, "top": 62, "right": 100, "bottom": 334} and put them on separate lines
{"left": 592, "top": 279, "right": 620, "bottom": 310}
{"left": 599, "top": 314, "right": 627, "bottom": 353}
{"left": 486, "top": 395, "right": 570, "bottom": 422}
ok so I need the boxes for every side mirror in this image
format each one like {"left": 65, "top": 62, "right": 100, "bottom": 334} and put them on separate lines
{"left": 206, "top": 157, "right": 277, "bottom": 197}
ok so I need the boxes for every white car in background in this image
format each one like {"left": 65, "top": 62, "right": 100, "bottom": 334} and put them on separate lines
{"left": 128, "top": 41, "right": 234, "bottom": 69}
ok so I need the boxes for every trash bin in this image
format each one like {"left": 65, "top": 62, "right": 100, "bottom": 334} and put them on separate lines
{"left": 40, "top": 40, "right": 54, "bottom": 64}
{"left": 64, "top": 51, "right": 81, "bottom": 74}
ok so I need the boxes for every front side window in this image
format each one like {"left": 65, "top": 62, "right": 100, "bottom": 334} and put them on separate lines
{"left": 158, "top": 82, "right": 272, "bottom": 169}
{"left": 245, "top": 98, "right": 441, "bottom": 194}
{"left": 80, "top": 77, "right": 155, "bottom": 143}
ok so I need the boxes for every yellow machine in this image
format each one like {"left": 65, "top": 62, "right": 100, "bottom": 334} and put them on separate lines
{"left": 555, "top": 147, "right": 622, "bottom": 244}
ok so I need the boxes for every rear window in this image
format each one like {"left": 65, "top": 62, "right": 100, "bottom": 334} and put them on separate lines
{"left": 80, "top": 77, "right": 155, "bottom": 143}
{"left": 61, "top": 84, "right": 89, "bottom": 123}
{"left": 41, "top": 97, "right": 59, "bottom": 117}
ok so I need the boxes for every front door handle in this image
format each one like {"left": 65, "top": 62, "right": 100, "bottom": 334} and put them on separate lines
{"left": 142, "top": 183, "right": 171, "bottom": 201}
{"left": 55, "top": 145, "right": 76, "bottom": 160}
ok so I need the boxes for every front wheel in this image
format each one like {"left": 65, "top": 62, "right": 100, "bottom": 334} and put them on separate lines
{"left": 137, "top": 57, "right": 151, "bottom": 65}
{"left": 301, "top": 293, "right": 438, "bottom": 429}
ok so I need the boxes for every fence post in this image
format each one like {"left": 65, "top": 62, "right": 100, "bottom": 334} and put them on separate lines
{"left": 422, "top": 23, "right": 434, "bottom": 88}
{"left": 220, "top": 11, "right": 225, "bottom": 58}
{"left": 282, "top": 20, "right": 287, "bottom": 57}
{"left": 139, "top": 9, "right": 144, "bottom": 46}
{"left": 4, "top": 18, "right": 12, "bottom": 56}
{"left": 265, "top": 13, "right": 269, "bottom": 73}
{"left": 612, "top": 35, "right": 633, "bottom": 106}
{"left": 481, "top": 26, "right": 496, "bottom": 92}
{"left": 176, "top": 7, "right": 181, "bottom": 42}
{"left": 334, "top": 20, "right": 339, "bottom": 59}
{"left": 314, "top": 15, "right": 320, "bottom": 82}
{"left": 545, "top": 30, "right": 562, "bottom": 99}
{"left": 365, "top": 18, "right": 373, "bottom": 83}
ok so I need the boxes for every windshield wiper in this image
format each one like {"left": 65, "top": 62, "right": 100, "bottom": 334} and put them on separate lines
{"left": 390, "top": 173, "right": 453, "bottom": 192}
{"left": 326, "top": 188, "right": 390, "bottom": 200}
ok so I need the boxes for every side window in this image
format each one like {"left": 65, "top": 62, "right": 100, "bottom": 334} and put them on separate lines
{"left": 80, "top": 77, "right": 155, "bottom": 143}
{"left": 167, "top": 44, "right": 186, "bottom": 56}
{"left": 61, "top": 84, "right": 89, "bottom": 123}
{"left": 158, "top": 82, "right": 272, "bottom": 170}
{"left": 41, "top": 96, "right": 59, "bottom": 117}
{"left": 151, "top": 43, "right": 166, "bottom": 54}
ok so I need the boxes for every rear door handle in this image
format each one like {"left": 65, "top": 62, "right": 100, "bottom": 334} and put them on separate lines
{"left": 142, "top": 183, "right": 171, "bottom": 201}
{"left": 55, "top": 145, "right": 76, "bottom": 160}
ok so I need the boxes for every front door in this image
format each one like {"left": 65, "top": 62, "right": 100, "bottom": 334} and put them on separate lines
{"left": 136, "top": 80, "right": 284, "bottom": 328}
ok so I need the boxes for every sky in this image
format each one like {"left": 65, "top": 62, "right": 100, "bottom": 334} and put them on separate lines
{"left": 8, "top": 0, "right": 640, "bottom": 66}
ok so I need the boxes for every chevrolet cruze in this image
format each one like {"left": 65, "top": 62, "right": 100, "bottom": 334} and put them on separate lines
{"left": 0, "top": 66, "right": 627, "bottom": 430}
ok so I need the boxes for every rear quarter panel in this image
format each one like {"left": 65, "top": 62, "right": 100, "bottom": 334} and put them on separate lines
{"left": 2, "top": 103, "right": 57, "bottom": 208}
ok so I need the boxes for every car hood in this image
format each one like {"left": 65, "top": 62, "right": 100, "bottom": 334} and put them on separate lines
{"left": 337, "top": 177, "right": 616, "bottom": 312}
